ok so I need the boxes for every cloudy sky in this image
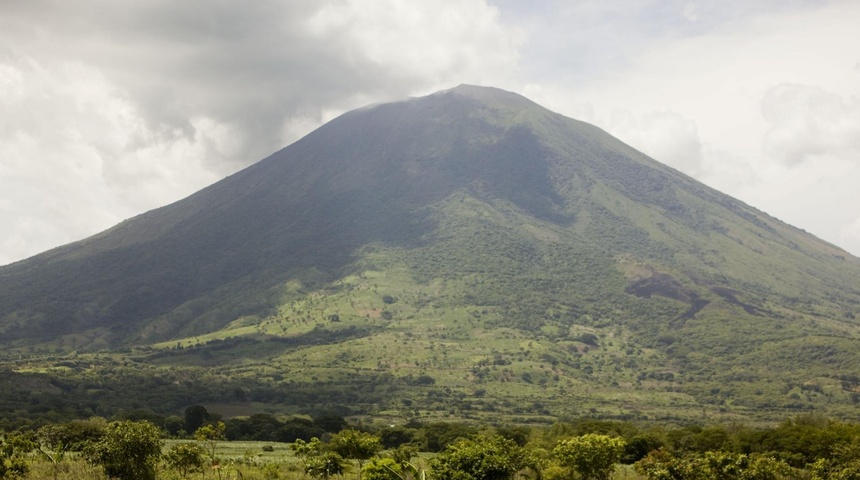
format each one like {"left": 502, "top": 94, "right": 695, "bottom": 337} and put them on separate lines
{"left": 2, "top": 0, "right": 859, "bottom": 265}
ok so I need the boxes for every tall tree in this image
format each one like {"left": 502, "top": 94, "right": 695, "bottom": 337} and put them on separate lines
{"left": 184, "top": 405, "right": 210, "bottom": 434}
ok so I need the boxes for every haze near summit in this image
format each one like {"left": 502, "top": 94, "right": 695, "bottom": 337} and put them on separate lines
{"left": 1, "top": 0, "right": 859, "bottom": 265}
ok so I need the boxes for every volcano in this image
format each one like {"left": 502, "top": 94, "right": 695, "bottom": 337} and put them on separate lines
{"left": 2, "top": 85, "right": 860, "bottom": 420}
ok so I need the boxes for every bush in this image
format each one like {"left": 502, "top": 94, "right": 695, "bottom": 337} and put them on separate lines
{"left": 553, "top": 434, "right": 625, "bottom": 480}
{"left": 431, "top": 434, "right": 529, "bottom": 480}
{"left": 86, "top": 420, "right": 163, "bottom": 480}
{"left": 165, "top": 442, "right": 205, "bottom": 478}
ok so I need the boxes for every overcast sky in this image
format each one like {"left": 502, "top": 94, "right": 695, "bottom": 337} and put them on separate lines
{"left": 2, "top": 0, "right": 859, "bottom": 265}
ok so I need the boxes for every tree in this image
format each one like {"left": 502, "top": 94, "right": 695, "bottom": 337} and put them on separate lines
{"left": 314, "top": 415, "right": 348, "bottom": 433}
{"left": 164, "top": 415, "right": 186, "bottom": 437}
{"left": 195, "top": 421, "right": 226, "bottom": 478}
{"left": 743, "top": 454, "right": 794, "bottom": 480}
{"left": 496, "top": 426, "right": 531, "bottom": 447}
{"left": 184, "top": 405, "right": 210, "bottom": 434}
{"left": 278, "top": 417, "right": 326, "bottom": 443}
{"left": 634, "top": 450, "right": 793, "bottom": 480}
{"left": 291, "top": 438, "right": 346, "bottom": 480}
{"left": 380, "top": 426, "right": 419, "bottom": 449}
{"left": 306, "top": 452, "right": 348, "bottom": 480}
{"left": 86, "top": 420, "right": 163, "bottom": 480}
{"left": 634, "top": 449, "right": 706, "bottom": 480}
{"left": 430, "top": 434, "right": 529, "bottom": 480}
{"left": 701, "top": 451, "right": 749, "bottom": 480}
{"left": 37, "top": 425, "right": 71, "bottom": 480}
{"left": 623, "top": 433, "right": 665, "bottom": 464}
{"left": 390, "top": 445, "right": 418, "bottom": 467}
{"left": 553, "top": 433, "right": 625, "bottom": 480}
{"left": 1, "top": 431, "right": 35, "bottom": 479}
{"left": 330, "top": 430, "right": 383, "bottom": 479}
{"left": 421, "top": 422, "right": 478, "bottom": 452}
{"left": 37, "top": 418, "right": 106, "bottom": 452}
{"left": 165, "top": 442, "right": 205, "bottom": 478}
{"left": 363, "top": 455, "right": 426, "bottom": 480}
{"left": 363, "top": 457, "right": 404, "bottom": 480}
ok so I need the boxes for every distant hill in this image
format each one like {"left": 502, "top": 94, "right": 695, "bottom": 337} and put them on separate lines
{"left": 2, "top": 85, "right": 860, "bottom": 423}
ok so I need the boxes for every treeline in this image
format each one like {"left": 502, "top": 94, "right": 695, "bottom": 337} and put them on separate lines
{"left": 103, "top": 406, "right": 860, "bottom": 464}
{"left": 5, "top": 412, "right": 860, "bottom": 479}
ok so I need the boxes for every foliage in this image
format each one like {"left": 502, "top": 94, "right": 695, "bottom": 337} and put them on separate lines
{"left": 700, "top": 451, "right": 751, "bottom": 480}
{"left": 329, "top": 429, "right": 382, "bottom": 465}
{"left": 634, "top": 450, "right": 795, "bottom": 480}
{"left": 363, "top": 457, "right": 404, "bottom": 480}
{"left": 430, "top": 434, "right": 530, "bottom": 480}
{"left": 14, "top": 418, "right": 860, "bottom": 479}
{"left": 290, "top": 437, "right": 325, "bottom": 461}
{"left": 305, "top": 451, "right": 348, "bottom": 480}
{"left": 743, "top": 455, "right": 795, "bottom": 480}
{"left": 36, "top": 418, "right": 106, "bottom": 453}
{"left": 291, "top": 437, "right": 348, "bottom": 480}
{"left": 164, "top": 442, "right": 205, "bottom": 478}
{"left": 195, "top": 420, "right": 226, "bottom": 478}
{"left": 379, "top": 426, "right": 419, "bottom": 449}
{"left": 552, "top": 433, "right": 625, "bottom": 480}
{"left": 421, "top": 423, "right": 479, "bottom": 453}
{"left": 184, "top": 405, "right": 211, "bottom": 434}
{"left": 363, "top": 446, "right": 424, "bottom": 480}
{"left": 36, "top": 424, "right": 73, "bottom": 480}
{"left": 0, "top": 431, "right": 34, "bottom": 479}
{"left": 85, "top": 420, "right": 163, "bottom": 480}
{"left": 390, "top": 445, "right": 418, "bottom": 466}
{"left": 623, "top": 433, "right": 665, "bottom": 464}
{"left": 634, "top": 449, "right": 705, "bottom": 480}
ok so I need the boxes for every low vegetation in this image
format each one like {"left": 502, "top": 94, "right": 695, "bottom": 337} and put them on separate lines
{"left": 4, "top": 412, "right": 860, "bottom": 479}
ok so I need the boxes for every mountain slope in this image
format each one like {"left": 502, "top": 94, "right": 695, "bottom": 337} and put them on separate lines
{"left": 2, "top": 85, "right": 860, "bottom": 421}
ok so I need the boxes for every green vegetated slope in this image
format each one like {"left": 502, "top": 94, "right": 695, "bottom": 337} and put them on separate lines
{"left": 1, "top": 85, "right": 860, "bottom": 423}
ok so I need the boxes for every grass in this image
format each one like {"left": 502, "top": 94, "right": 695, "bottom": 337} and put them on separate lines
{"left": 164, "top": 439, "right": 298, "bottom": 463}
{"left": 19, "top": 448, "right": 649, "bottom": 480}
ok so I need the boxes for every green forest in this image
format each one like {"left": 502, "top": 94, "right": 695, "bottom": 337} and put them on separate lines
{"left": 4, "top": 408, "right": 860, "bottom": 479}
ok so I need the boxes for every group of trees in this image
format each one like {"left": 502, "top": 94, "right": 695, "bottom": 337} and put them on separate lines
{"left": 1, "top": 417, "right": 226, "bottom": 480}
{"left": 1, "top": 418, "right": 165, "bottom": 480}
{"left": 280, "top": 417, "right": 860, "bottom": 480}
{"left": 288, "top": 430, "right": 624, "bottom": 480}
{"left": 292, "top": 430, "right": 383, "bottom": 480}
{"left": 6, "top": 413, "right": 860, "bottom": 478}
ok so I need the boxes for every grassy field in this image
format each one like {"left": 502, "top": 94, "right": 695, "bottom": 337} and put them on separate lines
{"left": 18, "top": 441, "right": 646, "bottom": 480}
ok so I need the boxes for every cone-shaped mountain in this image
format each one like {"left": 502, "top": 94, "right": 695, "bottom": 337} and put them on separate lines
{"left": 2, "top": 85, "right": 860, "bottom": 419}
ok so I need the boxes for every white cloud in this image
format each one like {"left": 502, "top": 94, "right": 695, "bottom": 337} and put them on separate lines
{"left": 308, "top": 0, "right": 522, "bottom": 87}
{"left": 840, "top": 215, "right": 860, "bottom": 256}
{"left": 518, "top": 0, "right": 860, "bottom": 256}
{"left": 682, "top": 2, "right": 700, "bottom": 22}
{"left": 607, "top": 110, "right": 705, "bottom": 175}
{"left": 734, "top": 156, "right": 860, "bottom": 255}
{"left": 762, "top": 84, "right": 860, "bottom": 166}
{"left": 0, "top": 0, "right": 523, "bottom": 265}
{"left": 0, "top": 54, "right": 225, "bottom": 265}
